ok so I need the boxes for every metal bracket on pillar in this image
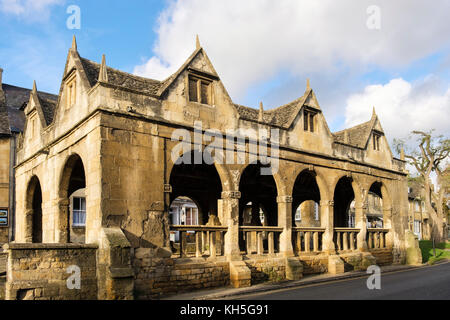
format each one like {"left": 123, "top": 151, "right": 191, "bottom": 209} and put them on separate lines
{"left": 277, "top": 195, "right": 293, "bottom": 203}
{"left": 320, "top": 200, "right": 334, "bottom": 207}
{"left": 164, "top": 184, "right": 172, "bottom": 193}
{"left": 221, "top": 191, "right": 241, "bottom": 199}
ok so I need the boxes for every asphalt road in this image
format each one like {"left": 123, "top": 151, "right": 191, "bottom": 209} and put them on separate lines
{"left": 236, "top": 261, "right": 450, "bottom": 300}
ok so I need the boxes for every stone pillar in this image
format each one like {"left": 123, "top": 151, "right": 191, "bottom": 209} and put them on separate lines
{"left": 277, "top": 195, "right": 294, "bottom": 257}
{"left": 220, "top": 191, "right": 241, "bottom": 260}
{"left": 56, "top": 198, "right": 70, "bottom": 243}
{"left": 24, "top": 209, "right": 33, "bottom": 243}
{"left": 383, "top": 208, "right": 394, "bottom": 248}
{"left": 355, "top": 201, "right": 368, "bottom": 251}
{"left": 320, "top": 200, "right": 335, "bottom": 254}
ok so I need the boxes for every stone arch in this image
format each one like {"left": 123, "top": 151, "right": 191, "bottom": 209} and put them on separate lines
{"left": 235, "top": 161, "right": 287, "bottom": 197}
{"left": 57, "top": 153, "right": 87, "bottom": 243}
{"left": 238, "top": 162, "right": 278, "bottom": 227}
{"left": 291, "top": 169, "right": 322, "bottom": 227}
{"left": 332, "top": 174, "right": 364, "bottom": 228}
{"left": 169, "top": 150, "right": 223, "bottom": 225}
{"left": 166, "top": 147, "right": 233, "bottom": 193}
{"left": 25, "top": 175, "right": 42, "bottom": 243}
{"left": 366, "top": 180, "right": 393, "bottom": 229}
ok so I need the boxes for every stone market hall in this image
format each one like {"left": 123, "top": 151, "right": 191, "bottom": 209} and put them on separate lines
{"left": 1, "top": 36, "right": 414, "bottom": 300}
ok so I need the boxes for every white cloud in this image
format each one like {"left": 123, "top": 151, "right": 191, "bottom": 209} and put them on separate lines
{"left": 134, "top": 0, "right": 450, "bottom": 102}
{"left": 344, "top": 76, "right": 450, "bottom": 141}
{"left": 0, "top": 0, "right": 64, "bottom": 21}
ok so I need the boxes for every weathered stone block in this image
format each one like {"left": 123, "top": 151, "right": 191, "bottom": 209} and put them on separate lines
{"left": 328, "top": 255, "right": 344, "bottom": 275}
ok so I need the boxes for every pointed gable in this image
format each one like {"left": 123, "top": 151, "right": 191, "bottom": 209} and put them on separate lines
{"left": 23, "top": 82, "right": 58, "bottom": 129}
{"left": 234, "top": 86, "right": 329, "bottom": 130}
{"left": 334, "top": 109, "right": 386, "bottom": 150}
{"left": 157, "top": 45, "right": 220, "bottom": 97}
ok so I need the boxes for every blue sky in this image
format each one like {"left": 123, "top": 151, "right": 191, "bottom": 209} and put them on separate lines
{"left": 0, "top": 0, "right": 449, "bottom": 142}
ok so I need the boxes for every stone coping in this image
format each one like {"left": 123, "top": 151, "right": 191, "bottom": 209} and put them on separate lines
{"left": 2, "top": 243, "right": 99, "bottom": 250}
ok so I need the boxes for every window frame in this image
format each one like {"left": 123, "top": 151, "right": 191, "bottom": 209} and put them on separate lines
{"left": 303, "top": 108, "right": 318, "bottom": 133}
{"left": 187, "top": 70, "right": 215, "bottom": 106}
{"left": 65, "top": 72, "right": 77, "bottom": 108}
{"left": 72, "top": 196, "right": 86, "bottom": 227}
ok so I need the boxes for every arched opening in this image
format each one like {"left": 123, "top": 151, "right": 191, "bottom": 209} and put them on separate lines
{"left": 59, "top": 154, "right": 86, "bottom": 244}
{"left": 333, "top": 177, "right": 355, "bottom": 228}
{"left": 169, "top": 150, "right": 223, "bottom": 256}
{"left": 367, "top": 182, "right": 384, "bottom": 228}
{"left": 239, "top": 163, "right": 278, "bottom": 227}
{"left": 169, "top": 196, "right": 200, "bottom": 244}
{"left": 239, "top": 162, "right": 278, "bottom": 252}
{"left": 292, "top": 170, "right": 321, "bottom": 227}
{"left": 169, "top": 150, "right": 222, "bottom": 225}
{"left": 26, "top": 176, "right": 42, "bottom": 243}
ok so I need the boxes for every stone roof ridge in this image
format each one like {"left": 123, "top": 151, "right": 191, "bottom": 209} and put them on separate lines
{"left": 79, "top": 56, "right": 162, "bottom": 96}
{"left": 234, "top": 90, "right": 310, "bottom": 128}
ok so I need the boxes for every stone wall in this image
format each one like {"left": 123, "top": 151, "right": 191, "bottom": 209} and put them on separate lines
{"left": 298, "top": 254, "right": 329, "bottom": 274}
{"left": 132, "top": 248, "right": 230, "bottom": 299}
{"left": 369, "top": 248, "right": 394, "bottom": 266}
{"left": 3, "top": 243, "right": 98, "bottom": 300}
{"left": 244, "top": 257, "right": 286, "bottom": 284}
{"left": 0, "top": 137, "right": 10, "bottom": 244}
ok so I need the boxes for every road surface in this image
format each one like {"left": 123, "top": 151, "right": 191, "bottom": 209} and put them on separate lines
{"left": 236, "top": 261, "right": 450, "bottom": 300}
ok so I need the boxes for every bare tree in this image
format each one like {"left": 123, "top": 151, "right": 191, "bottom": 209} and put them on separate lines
{"left": 394, "top": 130, "right": 449, "bottom": 243}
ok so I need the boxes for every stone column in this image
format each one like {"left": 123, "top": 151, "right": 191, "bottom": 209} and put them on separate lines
{"left": 56, "top": 198, "right": 70, "bottom": 243}
{"left": 320, "top": 200, "right": 336, "bottom": 254}
{"left": 355, "top": 201, "right": 368, "bottom": 251}
{"left": 220, "top": 191, "right": 241, "bottom": 260}
{"left": 277, "top": 195, "right": 294, "bottom": 257}
{"left": 383, "top": 208, "right": 394, "bottom": 248}
{"left": 24, "top": 209, "right": 33, "bottom": 243}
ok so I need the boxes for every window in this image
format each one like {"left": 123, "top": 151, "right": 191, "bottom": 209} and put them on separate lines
{"left": 373, "top": 133, "right": 381, "bottom": 151}
{"left": 415, "top": 201, "right": 421, "bottom": 212}
{"left": 414, "top": 220, "right": 421, "bottom": 238}
{"left": 72, "top": 197, "right": 86, "bottom": 227}
{"left": 295, "top": 206, "right": 301, "bottom": 221}
{"left": 29, "top": 117, "right": 36, "bottom": 139}
{"left": 188, "top": 75, "right": 212, "bottom": 105}
{"left": 304, "top": 110, "right": 316, "bottom": 132}
{"left": 66, "top": 75, "right": 76, "bottom": 107}
{"left": 314, "top": 202, "right": 319, "bottom": 221}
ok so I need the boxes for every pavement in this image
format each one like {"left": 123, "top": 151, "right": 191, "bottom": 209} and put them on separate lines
{"left": 163, "top": 261, "right": 449, "bottom": 300}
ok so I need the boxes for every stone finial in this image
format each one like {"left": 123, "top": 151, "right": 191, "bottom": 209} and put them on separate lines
{"left": 71, "top": 35, "right": 77, "bottom": 51}
{"left": 372, "top": 106, "right": 377, "bottom": 117}
{"left": 259, "top": 101, "right": 264, "bottom": 122}
{"left": 32, "top": 80, "right": 37, "bottom": 93}
{"left": 400, "top": 147, "right": 405, "bottom": 161}
{"left": 98, "top": 54, "right": 108, "bottom": 82}
{"left": 306, "top": 78, "right": 311, "bottom": 90}
{"left": 196, "top": 34, "right": 201, "bottom": 49}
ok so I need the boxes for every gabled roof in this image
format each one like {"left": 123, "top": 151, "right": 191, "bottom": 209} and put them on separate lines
{"left": 80, "top": 58, "right": 162, "bottom": 96}
{"left": 0, "top": 83, "right": 57, "bottom": 134}
{"left": 235, "top": 90, "right": 312, "bottom": 129}
{"left": 37, "top": 94, "right": 57, "bottom": 126}
{"left": 0, "top": 100, "right": 9, "bottom": 135}
{"left": 333, "top": 110, "right": 382, "bottom": 149}
{"left": 25, "top": 82, "right": 58, "bottom": 128}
